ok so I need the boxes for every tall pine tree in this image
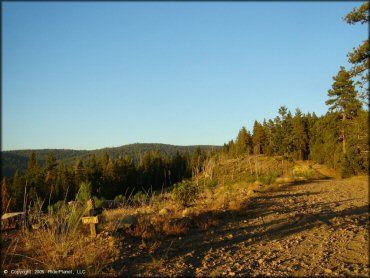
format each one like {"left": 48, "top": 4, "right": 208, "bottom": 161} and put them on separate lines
{"left": 326, "top": 66, "right": 362, "bottom": 154}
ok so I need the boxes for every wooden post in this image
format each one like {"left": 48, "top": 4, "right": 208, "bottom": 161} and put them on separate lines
{"left": 82, "top": 199, "right": 99, "bottom": 238}
{"left": 82, "top": 216, "right": 99, "bottom": 237}
{"left": 87, "top": 199, "right": 95, "bottom": 216}
{"left": 90, "top": 222, "right": 97, "bottom": 237}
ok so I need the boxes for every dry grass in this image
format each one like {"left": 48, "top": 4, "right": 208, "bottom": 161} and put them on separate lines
{"left": 3, "top": 155, "right": 333, "bottom": 275}
{"left": 2, "top": 201, "right": 120, "bottom": 275}
{"left": 21, "top": 228, "right": 118, "bottom": 274}
{"left": 195, "top": 214, "right": 219, "bottom": 231}
{"left": 162, "top": 220, "right": 190, "bottom": 236}
{"left": 126, "top": 215, "right": 161, "bottom": 239}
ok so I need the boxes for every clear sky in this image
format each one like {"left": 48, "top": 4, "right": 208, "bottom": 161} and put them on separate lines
{"left": 2, "top": 2, "right": 368, "bottom": 150}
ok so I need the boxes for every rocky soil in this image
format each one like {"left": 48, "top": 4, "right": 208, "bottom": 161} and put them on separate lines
{"left": 114, "top": 173, "right": 369, "bottom": 276}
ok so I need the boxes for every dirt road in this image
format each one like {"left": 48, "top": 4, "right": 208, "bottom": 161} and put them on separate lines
{"left": 117, "top": 175, "right": 369, "bottom": 276}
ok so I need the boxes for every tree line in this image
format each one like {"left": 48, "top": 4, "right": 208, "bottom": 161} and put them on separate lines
{"left": 2, "top": 148, "right": 212, "bottom": 213}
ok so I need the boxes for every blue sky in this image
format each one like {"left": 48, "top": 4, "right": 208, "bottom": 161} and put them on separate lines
{"left": 2, "top": 2, "right": 368, "bottom": 150}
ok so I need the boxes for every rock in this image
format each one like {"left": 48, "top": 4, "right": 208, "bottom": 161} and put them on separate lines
{"left": 182, "top": 208, "right": 193, "bottom": 217}
{"left": 121, "top": 215, "right": 138, "bottom": 227}
{"left": 159, "top": 208, "right": 169, "bottom": 216}
{"left": 247, "top": 189, "right": 256, "bottom": 197}
{"left": 186, "top": 251, "right": 194, "bottom": 257}
{"left": 253, "top": 181, "right": 263, "bottom": 187}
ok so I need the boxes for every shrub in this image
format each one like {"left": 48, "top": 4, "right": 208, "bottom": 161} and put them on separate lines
{"left": 195, "top": 214, "right": 219, "bottom": 231}
{"left": 93, "top": 196, "right": 105, "bottom": 209}
{"left": 76, "top": 181, "right": 92, "bottom": 204}
{"left": 48, "top": 200, "right": 66, "bottom": 214}
{"left": 258, "top": 171, "right": 279, "bottom": 185}
{"left": 127, "top": 216, "right": 158, "bottom": 239}
{"left": 114, "top": 194, "right": 126, "bottom": 204}
{"left": 341, "top": 146, "right": 365, "bottom": 178}
{"left": 163, "top": 220, "right": 190, "bottom": 236}
{"left": 133, "top": 191, "right": 147, "bottom": 204}
{"left": 341, "top": 154, "right": 355, "bottom": 178}
{"left": 206, "top": 180, "right": 218, "bottom": 191}
{"left": 173, "top": 180, "right": 199, "bottom": 207}
{"left": 293, "top": 164, "right": 324, "bottom": 180}
{"left": 246, "top": 175, "right": 256, "bottom": 183}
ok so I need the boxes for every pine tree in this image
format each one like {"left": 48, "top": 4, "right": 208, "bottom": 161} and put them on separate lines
{"left": 263, "top": 119, "right": 274, "bottom": 155}
{"left": 26, "top": 152, "right": 39, "bottom": 181}
{"left": 326, "top": 66, "right": 362, "bottom": 154}
{"left": 56, "top": 162, "right": 73, "bottom": 201}
{"left": 74, "top": 159, "right": 86, "bottom": 193}
{"left": 44, "top": 152, "right": 58, "bottom": 204}
{"left": 85, "top": 154, "right": 103, "bottom": 196}
{"left": 292, "top": 109, "right": 309, "bottom": 160}
{"left": 228, "top": 140, "right": 236, "bottom": 157}
{"left": 2, "top": 177, "right": 11, "bottom": 213}
{"left": 252, "top": 121, "right": 266, "bottom": 155}
{"left": 344, "top": 2, "right": 369, "bottom": 99}
{"left": 45, "top": 152, "right": 58, "bottom": 172}
{"left": 25, "top": 152, "right": 43, "bottom": 200}
{"left": 12, "top": 170, "right": 25, "bottom": 210}
{"left": 236, "top": 126, "right": 252, "bottom": 155}
{"left": 282, "top": 110, "right": 294, "bottom": 157}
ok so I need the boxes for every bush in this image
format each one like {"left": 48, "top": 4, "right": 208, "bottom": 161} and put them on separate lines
{"left": 114, "top": 194, "right": 126, "bottom": 204}
{"left": 93, "top": 196, "right": 106, "bottom": 209}
{"left": 341, "top": 154, "right": 355, "bottom": 178}
{"left": 258, "top": 172, "right": 279, "bottom": 185}
{"left": 341, "top": 145, "right": 366, "bottom": 178}
{"left": 173, "top": 180, "right": 199, "bottom": 207}
{"left": 48, "top": 200, "right": 66, "bottom": 214}
{"left": 76, "top": 181, "right": 92, "bottom": 204}
{"left": 133, "top": 191, "right": 147, "bottom": 204}
{"left": 246, "top": 175, "right": 256, "bottom": 183}
{"left": 293, "top": 164, "right": 323, "bottom": 180}
{"left": 205, "top": 180, "right": 218, "bottom": 191}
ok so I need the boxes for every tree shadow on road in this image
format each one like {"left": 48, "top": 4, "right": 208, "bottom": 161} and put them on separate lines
{"left": 115, "top": 181, "right": 369, "bottom": 276}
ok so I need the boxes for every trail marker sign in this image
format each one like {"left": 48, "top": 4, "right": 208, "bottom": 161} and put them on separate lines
{"left": 82, "top": 199, "right": 101, "bottom": 237}
{"left": 82, "top": 216, "right": 99, "bottom": 224}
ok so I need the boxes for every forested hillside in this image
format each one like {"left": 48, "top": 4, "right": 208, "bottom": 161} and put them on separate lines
{"left": 1, "top": 144, "right": 220, "bottom": 211}
{"left": 1, "top": 143, "right": 219, "bottom": 178}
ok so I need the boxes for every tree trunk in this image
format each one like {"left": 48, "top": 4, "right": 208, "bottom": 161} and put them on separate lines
{"left": 342, "top": 112, "right": 347, "bottom": 154}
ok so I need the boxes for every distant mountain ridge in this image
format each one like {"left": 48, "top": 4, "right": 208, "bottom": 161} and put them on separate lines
{"left": 1, "top": 143, "right": 221, "bottom": 178}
